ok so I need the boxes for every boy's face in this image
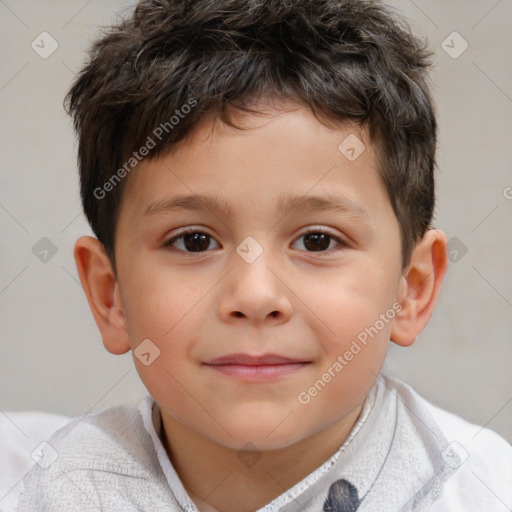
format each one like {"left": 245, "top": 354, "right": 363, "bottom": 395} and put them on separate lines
{"left": 113, "top": 102, "right": 405, "bottom": 450}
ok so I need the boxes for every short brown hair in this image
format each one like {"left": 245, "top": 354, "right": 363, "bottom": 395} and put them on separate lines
{"left": 65, "top": 0, "right": 437, "bottom": 269}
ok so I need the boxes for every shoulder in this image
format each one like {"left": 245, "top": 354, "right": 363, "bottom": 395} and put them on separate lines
{"left": 41, "top": 402, "right": 155, "bottom": 474}
{"left": 383, "top": 374, "right": 512, "bottom": 510}
{"left": 427, "top": 399, "right": 511, "bottom": 458}
{"left": 0, "top": 411, "right": 70, "bottom": 512}
{"left": 414, "top": 385, "right": 512, "bottom": 470}
{"left": 426, "top": 400, "right": 512, "bottom": 509}
{"left": 16, "top": 399, "right": 173, "bottom": 511}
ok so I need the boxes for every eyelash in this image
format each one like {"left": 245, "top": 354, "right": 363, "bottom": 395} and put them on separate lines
{"left": 163, "top": 227, "right": 347, "bottom": 255}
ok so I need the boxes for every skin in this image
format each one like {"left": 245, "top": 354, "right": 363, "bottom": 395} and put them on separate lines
{"left": 75, "top": 101, "right": 448, "bottom": 512}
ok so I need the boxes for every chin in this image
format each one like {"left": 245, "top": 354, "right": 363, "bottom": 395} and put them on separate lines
{"left": 223, "top": 433, "right": 305, "bottom": 453}
{"left": 209, "top": 418, "right": 311, "bottom": 452}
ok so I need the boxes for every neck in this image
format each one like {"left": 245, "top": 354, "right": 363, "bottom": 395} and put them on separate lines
{"left": 160, "top": 404, "right": 363, "bottom": 512}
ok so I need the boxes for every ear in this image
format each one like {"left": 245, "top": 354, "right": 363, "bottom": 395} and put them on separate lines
{"left": 74, "top": 236, "right": 131, "bottom": 355}
{"left": 390, "top": 229, "right": 448, "bottom": 347}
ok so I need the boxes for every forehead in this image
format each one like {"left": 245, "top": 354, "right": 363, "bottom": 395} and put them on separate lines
{"left": 119, "top": 102, "right": 390, "bottom": 225}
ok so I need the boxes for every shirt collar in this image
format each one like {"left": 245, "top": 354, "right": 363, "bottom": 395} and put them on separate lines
{"left": 139, "top": 374, "right": 460, "bottom": 512}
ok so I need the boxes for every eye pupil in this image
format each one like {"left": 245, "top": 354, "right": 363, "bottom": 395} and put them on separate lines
{"left": 170, "top": 230, "right": 338, "bottom": 254}
{"left": 184, "top": 233, "right": 210, "bottom": 252}
{"left": 304, "top": 233, "right": 330, "bottom": 251}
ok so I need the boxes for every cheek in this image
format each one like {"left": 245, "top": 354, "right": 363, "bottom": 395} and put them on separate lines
{"left": 121, "top": 262, "right": 206, "bottom": 343}
{"left": 123, "top": 274, "right": 206, "bottom": 419}
{"left": 303, "top": 267, "right": 398, "bottom": 346}
{"left": 120, "top": 266, "right": 212, "bottom": 397}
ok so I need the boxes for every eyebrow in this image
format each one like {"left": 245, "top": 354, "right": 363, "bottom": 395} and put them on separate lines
{"left": 143, "top": 192, "right": 372, "bottom": 223}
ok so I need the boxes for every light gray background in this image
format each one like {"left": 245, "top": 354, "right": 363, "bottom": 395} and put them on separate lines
{"left": 0, "top": 0, "right": 511, "bottom": 443}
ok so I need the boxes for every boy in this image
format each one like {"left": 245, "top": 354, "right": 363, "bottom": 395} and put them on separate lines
{"left": 17, "top": 0, "right": 512, "bottom": 510}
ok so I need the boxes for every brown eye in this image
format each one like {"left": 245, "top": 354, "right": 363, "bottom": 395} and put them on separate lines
{"left": 165, "top": 231, "right": 220, "bottom": 252}
{"left": 292, "top": 229, "right": 345, "bottom": 253}
{"left": 182, "top": 233, "right": 210, "bottom": 252}
{"left": 302, "top": 232, "right": 331, "bottom": 251}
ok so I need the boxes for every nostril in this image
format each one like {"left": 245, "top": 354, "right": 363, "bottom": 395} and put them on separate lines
{"left": 231, "top": 310, "right": 280, "bottom": 318}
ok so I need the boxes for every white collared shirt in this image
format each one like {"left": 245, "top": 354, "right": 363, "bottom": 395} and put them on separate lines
{"left": 16, "top": 374, "right": 512, "bottom": 511}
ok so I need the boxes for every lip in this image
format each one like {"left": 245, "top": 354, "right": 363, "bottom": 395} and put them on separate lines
{"left": 203, "top": 353, "right": 310, "bottom": 381}
{"left": 204, "top": 353, "right": 306, "bottom": 365}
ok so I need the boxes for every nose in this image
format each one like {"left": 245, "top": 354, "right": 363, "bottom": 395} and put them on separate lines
{"left": 216, "top": 250, "right": 293, "bottom": 327}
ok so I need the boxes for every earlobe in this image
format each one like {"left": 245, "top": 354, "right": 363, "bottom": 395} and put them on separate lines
{"left": 390, "top": 229, "right": 448, "bottom": 347}
{"left": 74, "top": 236, "right": 131, "bottom": 355}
